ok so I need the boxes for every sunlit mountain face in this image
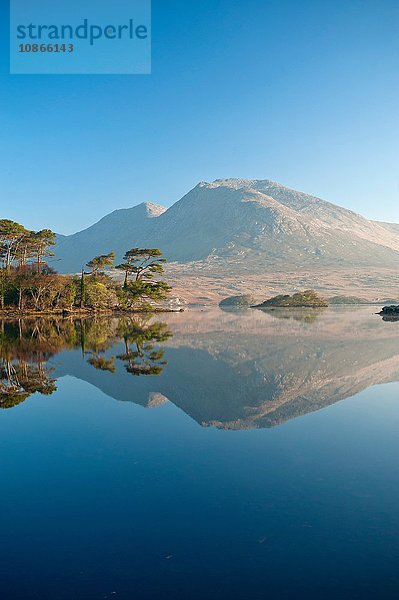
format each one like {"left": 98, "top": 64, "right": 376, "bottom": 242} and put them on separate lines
{"left": 51, "top": 179, "right": 399, "bottom": 306}
{"left": 54, "top": 179, "right": 399, "bottom": 274}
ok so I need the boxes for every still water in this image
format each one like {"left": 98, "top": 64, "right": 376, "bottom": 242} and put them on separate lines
{"left": 0, "top": 308, "right": 398, "bottom": 599}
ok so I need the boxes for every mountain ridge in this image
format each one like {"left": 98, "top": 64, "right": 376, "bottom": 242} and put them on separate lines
{"left": 53, "top": 179, "right": 399, "bottom": 274}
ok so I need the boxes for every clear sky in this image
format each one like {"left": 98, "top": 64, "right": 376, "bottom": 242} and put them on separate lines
{"left": 0, "top": 0, "right": 398, "bottom": 234}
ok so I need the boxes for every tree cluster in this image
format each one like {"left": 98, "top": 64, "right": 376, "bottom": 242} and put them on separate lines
{"left": 254, "top": 289, "right": 328, "bottom": 308}
{"left": 0, "top": 219, "right": 171, "bottom": 312}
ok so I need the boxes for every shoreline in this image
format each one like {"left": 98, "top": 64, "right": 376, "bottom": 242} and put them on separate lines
{"left": 0, "top": 307, "right": 185, "bottom": 318}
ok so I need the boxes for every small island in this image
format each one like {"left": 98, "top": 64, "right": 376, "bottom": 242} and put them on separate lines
{"left": 252, "top": 289, "right": 328, "bottom": 309}
{"left": 219, "top": 294, "right": 256, "bottom": 308}
{"left": 379, "top": 305, "right": 399, "bottom": 321}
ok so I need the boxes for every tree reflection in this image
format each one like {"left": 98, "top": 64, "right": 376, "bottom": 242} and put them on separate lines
{"left": 0, "top": 316, "right": 172, "bottom": 408}
{"left": 116, "top": 317, "right": 172, "bottom": 376}
{"left": 87, "top": 355, "right": 116, "bottom": 373}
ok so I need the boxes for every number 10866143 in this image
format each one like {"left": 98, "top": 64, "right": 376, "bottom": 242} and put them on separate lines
{"left": 18, "top": 43, "right": 74, "bottom": 53}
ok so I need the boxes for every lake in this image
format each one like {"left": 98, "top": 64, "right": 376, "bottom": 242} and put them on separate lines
{"left": 0, "top": 308, "right": 398, "bottom": 599}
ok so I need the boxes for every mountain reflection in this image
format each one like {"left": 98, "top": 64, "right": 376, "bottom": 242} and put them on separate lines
{"left": 1, "top": 309, "right": 398, "bottom": 428}
{"left": 0, "top": 317, "right": 172, "bottom": 409}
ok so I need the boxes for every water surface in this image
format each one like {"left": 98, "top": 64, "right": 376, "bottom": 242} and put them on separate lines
{"left": 1, "top": 308, "right": 398, "bottom": 599}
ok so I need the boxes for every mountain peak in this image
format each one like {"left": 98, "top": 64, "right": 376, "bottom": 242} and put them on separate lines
{"left": 201, "top": 178, "right": 279, "bottom": 190}
{"left": 105, "top": 201, "right": 166, "bottom": 220}
{"left": 139, "top": 202, "right": 167, "bottom": 217}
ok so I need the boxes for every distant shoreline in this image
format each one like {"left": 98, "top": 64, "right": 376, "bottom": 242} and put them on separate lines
{"left": 0, "top": 307, "right": 184, "bottom": 318}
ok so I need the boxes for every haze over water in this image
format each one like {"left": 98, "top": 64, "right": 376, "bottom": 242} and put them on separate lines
{"left": 1, "top": 308, "right": 398, "bottom": 599}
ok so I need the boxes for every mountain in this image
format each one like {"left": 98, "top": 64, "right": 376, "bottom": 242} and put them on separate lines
{"left": 378, "top": 222, "right": 399, "bottom": 236}
{"left": 54, "top": 179, "right": 399, "bottom": 274}
{"left": 55, "top": 202, "right": 166, "bottom": 273}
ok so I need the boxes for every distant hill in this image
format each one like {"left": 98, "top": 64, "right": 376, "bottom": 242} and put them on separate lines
{"left": 53, "top": 179, "right": 399, "bottom": 273}
{"left": 55, "top": 202, "right": 165, "bottom": 273}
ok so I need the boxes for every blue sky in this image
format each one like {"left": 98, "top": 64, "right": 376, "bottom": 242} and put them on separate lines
{"left": 0, "top": 0, "right": 398, "bottom": 234}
